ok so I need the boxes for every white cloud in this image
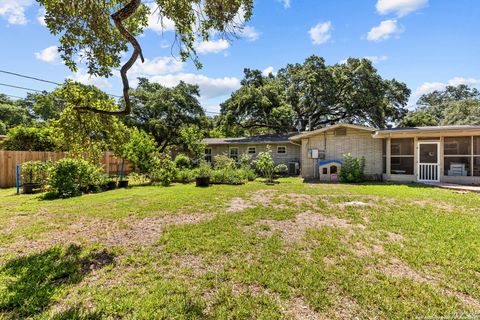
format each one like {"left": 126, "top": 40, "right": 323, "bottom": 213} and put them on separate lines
{"left": 339, "top": 56, "right": 388, "bottom": 64}
{"left": 0, "top": 0, "right": 32, "bottom": 25}
{"left": 69, "top": 69, "right": 112, "bottom": 89}
{"left": 37, "top": 7, "right": 46, "bottom": 26}
{"left": 146, "top": 2, "right": 175, "bottom": 33}
{"left": 376, "top": 0, "right": 428, "bottom": 17}
{"left": 241, "top": 25, "right": 260, "bottom": 42}
{"left": 367, "top": 19, "right": 404, "bottom": 42}
{"left": 195, "top": 39, "right": 230, "bottom": 54}
{"left": 364, "top": 55, "right": 389, "bottom": 63}
{"left": 414, "top": 77, "right": 480, "bottom": 96}
{"left": 262, "top": 66, "right": 275, "bottom": 76}
{"left": 148, "top": 73, "right": 240, "bottom": 100}
{"left": 129, "top": 56, "right": 184, "bottom": 78}
{"left": 34, "top": 46, "right": 59, "bottom": 63}
{"left": 279, "top": 0, "right": 291, "bottom": 8}
{"left": 308, "top": 21, "right": 332, "bottom": 45}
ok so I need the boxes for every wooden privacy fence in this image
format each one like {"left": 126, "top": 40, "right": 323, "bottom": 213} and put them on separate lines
{"left": 0, "top": 151, "right": 133, "bottom": 188}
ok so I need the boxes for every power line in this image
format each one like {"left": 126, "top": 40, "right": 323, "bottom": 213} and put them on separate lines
{"left": 0, "top": 70, "right": 61, "bottom": 86}
{"left": 0, "top": 69, "right": 122, "bottom": 98}
{"left": 0, "top": 82, "right": 45, "bottom": 93}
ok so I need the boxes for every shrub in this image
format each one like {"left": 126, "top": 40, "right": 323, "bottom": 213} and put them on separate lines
{"left": 176, "top": 169, "right": 194, "bottom": 183}
{"left": 213, "top": 154, "right": 236, "bottom": 170}
{"left": 127, "top": 172, "right": 150, "bottom": 186}
{"left": 255, "top": 146, "right": 287, "bottom": 183}
{"left": 1, "top": 126, "right": 57, "bottom": 151}
{"left": 150, "top": 156, "right": 177, "bottom": 187}
{"left": 239, "top": 167, "right": 256, "bottom": 181}
{"left": 121, "top": 128, "right": 159, "bottom": 174}
{"left": 49, "top": 158, "right": 102, "bottom": 198}
{"left": 210, "top": 169, "right": 246, "bottom": 185}
{"left": 174, "top": 154, "right": 192, "bottom": 169}
{"left": 339, "top": 153, "right": 365, "bottom": 183}
{"left": 21, "top": 161, "right": 53, "bottom": 185}
{"left": 195, "top": 160, "right": 212, "bottom": 178}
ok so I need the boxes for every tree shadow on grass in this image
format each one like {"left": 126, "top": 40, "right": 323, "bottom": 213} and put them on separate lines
{"left": 0, "top": 244, "right": 114, "bottom": 319}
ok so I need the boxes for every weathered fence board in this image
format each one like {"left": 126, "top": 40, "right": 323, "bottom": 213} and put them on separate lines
{"left": 0, "top": 151, "right": 132, "bottom": 188}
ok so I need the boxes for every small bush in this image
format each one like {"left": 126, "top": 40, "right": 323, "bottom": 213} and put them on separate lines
{"left": 195, "top": 161, "right": 212, "bottom": 178}
{"left": 150, "top": 157, "right": 177, "bottom": 187}
{"left": 176, "top": 169, "right": 194, "bottom": 183}
{"left": 174, "top": 154, "right": 192, "bottom": 169}
{"left": 339, "top": 153, "right": 365, "bottom": 183}
{"left": 127, "top": 172, "right": 150, "bottom": 186}
{"left": 239, "top": 167, "right": 256, "bottom": 181}
{"left": 48, "top": 158, "right": 102, "bottom": 198}
{"left": 213, "top": 154, "right": 236, "bottom": 170}
{"left": 255, "top": 146, "right": 287, "bottom": 183}
{"left": 21, "top": 161, "right": 53, "bottom": 185}
{"left": 121, "top": 128, "right": 159, "bottom": 174}
{"left": 210, "top": 169, "right": 246, "bottom": 185}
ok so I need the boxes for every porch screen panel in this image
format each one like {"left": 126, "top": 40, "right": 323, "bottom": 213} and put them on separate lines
{"left": 444, "top": 137, "right": 472, "bottom": 176}
{"left": 390, "top": 138, "right": 414, "bottom": 174}
{"left": 474, "top": 137, "right": 480, "bottom": 176}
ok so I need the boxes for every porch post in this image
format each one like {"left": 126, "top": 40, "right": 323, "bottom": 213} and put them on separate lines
{"left": 386, "top": 137, "right": 391, "bottom": 177}
{"left": 440, "top": 136, "right": 444, "bottom": 180}
{"left": 413, "top": 137, "right": 418, "bottom": 178}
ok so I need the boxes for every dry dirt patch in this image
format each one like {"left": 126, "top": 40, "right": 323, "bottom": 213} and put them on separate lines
{"left": 4, "top": 212, "right": 212, "bottom": 255}
{"left": 253, "top": 211, "right": 365, "bottom": 243}
{"left": 226, "top": 197, "right": 256, "bottom": 212}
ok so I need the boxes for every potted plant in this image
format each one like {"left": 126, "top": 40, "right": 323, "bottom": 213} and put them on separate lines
{"left": 105, "top": 175, "right": 118, "bottom": 190}
{"left": 195, "top": 161, "right": 211, "bottom": 187}
{"left": 21, "top": 161, "right": 48, "bottom": 194}
{"left": 118, "top": 175, "right": 129, "bottom": 188}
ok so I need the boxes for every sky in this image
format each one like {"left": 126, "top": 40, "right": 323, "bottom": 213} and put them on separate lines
{"left": 0, "top": 0, "right": 479, "bottom": 113}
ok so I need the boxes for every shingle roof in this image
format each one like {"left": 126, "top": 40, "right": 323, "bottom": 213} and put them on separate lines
{"left": 204, "top": 133, "right": 297, "bottom": 145}
{"left": 374, "top": 125, "right": 480, "bottom": 136}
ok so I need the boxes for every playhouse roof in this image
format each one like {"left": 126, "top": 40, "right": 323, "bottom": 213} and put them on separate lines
{"left": 319, "top": 160, "right": 342, "bottom": 166}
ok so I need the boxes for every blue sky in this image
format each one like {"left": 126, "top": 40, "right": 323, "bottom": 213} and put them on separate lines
{"left": 0, "top": 0, "right": 479, "bottom": 113}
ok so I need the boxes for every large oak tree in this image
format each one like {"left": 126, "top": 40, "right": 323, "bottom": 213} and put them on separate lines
{"left": 219, "top": 56, "right": 410, "bottom": 133}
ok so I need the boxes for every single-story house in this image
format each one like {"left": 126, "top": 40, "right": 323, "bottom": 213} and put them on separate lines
{"left": 203, "top": 133, "right": 301, "bottom": 175}
{"left": 206, "top": 124, "right": 480, "bottom": 185}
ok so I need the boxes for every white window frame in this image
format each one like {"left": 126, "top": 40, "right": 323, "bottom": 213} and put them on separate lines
{"left": 229, "top": 147, "right": 239, "bottom": 160}
{"left": 204, "top": 148, "right": 212, "bottom": 162}
{"left": 247, "top": 146, "right": 256, "bottom": 154}
{"left": 277, "top": 146, "right": 287, "bottom": 155}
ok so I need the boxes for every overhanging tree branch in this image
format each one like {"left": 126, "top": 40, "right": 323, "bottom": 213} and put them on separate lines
{"left": 75, "top": 0, "right": 144, "bottom": 116}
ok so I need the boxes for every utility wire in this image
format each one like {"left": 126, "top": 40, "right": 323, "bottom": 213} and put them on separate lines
{"left": 0, "top": 69, "right": 122, "bottom": 98}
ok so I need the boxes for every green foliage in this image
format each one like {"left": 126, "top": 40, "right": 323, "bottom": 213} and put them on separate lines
{"left": 179, "top": 125, "right": 206, "bottom": 160}
{"left": 254, "top": 146, "right": 286, "bottom": 183}
{"left": 220, "top": 56, "right": 410, "bottom": 133}
{"left": 213, "top": 154, "right": 236, "bottom": 170}
{"left": 21, "top": 161, "right": 53, "bottom": 185}
{"left": 48, "top": 158, "right": 102, "bottom": 198}
{"left": 441, "top": 99, "right": 480, "bottom": 126}
{"left": 0, "top": 120, "right": 6, "bottom": 135}
{"left": 195, "top": 160, "right": 212, "bottom": 178}
{"left": 174, "top": 154, "right": 192, "bottom": 170}
{"left": 124, "top": 79, "right": 206, "bottom": 151}
{"left": 150, "top": 155, "right": 177, "bottom": 187}
{"left": 0, "top": 102, "right": 32, "bottom": 130}
{"left": 50, "top": 81, "right": 128, "bottom": 163}
{"left": 398, "top": 111, "right": 438, "bottom": 127}
{"left": 126, "top": 172, "right": 150, "bottom": 186}
{"left": 38, "top": 0, "right": 252, "bottom": 77}
{"left": 121, "top": 127, "right": 159, "bottom": 174}
{"left": 339, "top": 154, "right": 365, "bottom": 183}
{"left": 176, "top": 169, "right": 194, "bottom": 183}
{"left": 1, "top": 125, "right": 57, "bottom": 151}
{"left": 409, "top": 84, "right": 480, "bottom": 125}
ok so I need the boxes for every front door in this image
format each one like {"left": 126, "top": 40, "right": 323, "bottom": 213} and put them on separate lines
{"left": 417, "top": 142, "right": 440, "bottom": 182}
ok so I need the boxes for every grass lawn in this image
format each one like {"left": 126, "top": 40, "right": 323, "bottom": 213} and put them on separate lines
{"left": 0, "top": 178, "right": 479, "bottom": 319}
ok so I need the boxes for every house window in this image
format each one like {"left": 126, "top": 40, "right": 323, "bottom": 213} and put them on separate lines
{"left": 277, "top": 146, "right": 287, "bottom": 154}
{"left": 444, "top": 137, "right": 472, "bottom": 176}
{"left": 390, "top": 138, "right": 414, "bottom": 175}
{"left": 204, "top": 148, "right": 212, "bottom": 162}
{"left": 247, "top": 146, "right": 256, "bottom": 154}
{"left": 229, "top": 147, "right": 239, "bottom": 161}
